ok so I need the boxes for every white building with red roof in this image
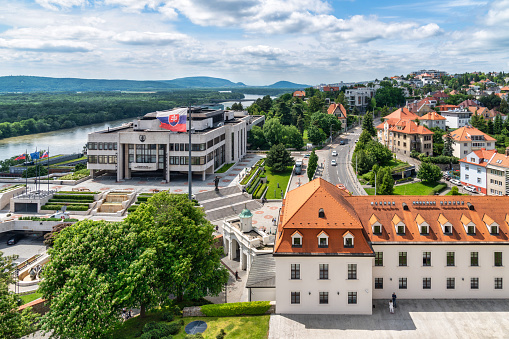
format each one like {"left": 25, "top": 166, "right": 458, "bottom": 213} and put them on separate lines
{"left": 449, "top": 126, "right": 496, "bottom": 158}
{"left": 459, "top": 148, "right": 497, "bottom": 194}
{"left": 418, "top": 111, "right": 447, "bottom": 130}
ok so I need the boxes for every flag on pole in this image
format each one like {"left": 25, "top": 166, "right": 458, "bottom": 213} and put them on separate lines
{"left": 41, "top": 151, "right": 49, "bottom": 158}
{"left": 15, "top": 154, "right": 26, "bottom": 161}
{"left": 30, "top": 152, "right": 40, "bottom": 160}
{"left": 156, "top": 108, "right": 187, "bottom": 132}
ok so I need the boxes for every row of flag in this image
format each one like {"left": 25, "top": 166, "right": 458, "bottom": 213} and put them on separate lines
{"left": 15, "top": 151, "right": 48, "bottom": 161}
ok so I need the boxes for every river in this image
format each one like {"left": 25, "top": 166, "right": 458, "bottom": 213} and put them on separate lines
{"left": 0, "top": 94, "right": 271, "bottom": 161}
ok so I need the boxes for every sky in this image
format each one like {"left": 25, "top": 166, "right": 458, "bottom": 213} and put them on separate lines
{"left": 0, "top": 0, "right": 508, "bottom": 86}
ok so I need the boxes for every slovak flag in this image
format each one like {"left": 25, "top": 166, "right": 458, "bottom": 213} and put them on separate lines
{"left": 41, "top": 151, "right": 49, "bottom": 158}
{"left": 156, "top": 108, "right": 187, "bottom": 132}
{"left": 15, "top": 154, "right": 26, "bottom": 161}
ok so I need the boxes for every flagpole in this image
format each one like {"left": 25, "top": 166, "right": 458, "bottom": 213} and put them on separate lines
{"left": 188, "top": 105, "right": 192, "bottom": 201}
{"left": 25, "top": 149, "right": 28, "bottom": 195}
{"left": 47, "top": 147, "right": 50, "bottom": 193}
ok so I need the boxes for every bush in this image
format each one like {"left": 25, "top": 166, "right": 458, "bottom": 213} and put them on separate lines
{"left": 142, "top": 322, "right": 176, "bottom": 338}
{"left": 186, "top": 334, "right": 204, "bottom": 339}
{"left": 41, "top": 204, "right": 89, "bottom": 211}
{"left": 253, "top": 183, "right": 267, "bottom": 199}
{"left": 216, "top": 329, "right": 226, "bottom": 339}
{"left": 167, "top": 321, "right": 182, "bottom": 335}
{"left": 161, "top": 312, "right": 174, "bottom": 322}
{"left": 128, "top": 205, "right": 139, "bottom": 212}
{"left": 137, "top": 196, "right": 151, "bottom": 202}
{"left": 431, "top": 183, "right": 447, "bottom": 195}
{"left": 200, "top": 301, "right": 271, "bottom": 317}
{"left": 52, "top": 194, "right": 95, "bottom": 201}
{"left": 450, "top": 186, "right": 460, "bottom": 195}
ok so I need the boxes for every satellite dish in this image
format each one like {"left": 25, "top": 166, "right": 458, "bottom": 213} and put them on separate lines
{"left": 61, "top": 205, "right": 67, "bottom": 212}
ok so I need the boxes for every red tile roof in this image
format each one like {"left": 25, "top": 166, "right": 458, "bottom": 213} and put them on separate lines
{"left": 327, "top": 103, "right": 347, "bottom": 119}
{"left": 459, "top": 148, "right": 497, "bottom": 167}
{"left": 418, "top": 111, "right": 446, "bottom": 121}
{"left": 436, "top": 104, "right": 459, "bottom": 111}
{"left": 377, "top": 119, "right": 433, "bottom": 135}
{"left": 449, "top": 126, "right": 496, "bottom": 142}
{"left": 384, "top": 107, "right": 419, "bottom": 121}
{"left": 293, "top": 91, "right": 305, "bottom": 97}
{"left": 458, "top": 99, "right": 479, "bottom": 108}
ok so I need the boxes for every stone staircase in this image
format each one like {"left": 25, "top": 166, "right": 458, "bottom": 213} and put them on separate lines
{"left": 195, "top": 187, "right": 262, "bottom": 221}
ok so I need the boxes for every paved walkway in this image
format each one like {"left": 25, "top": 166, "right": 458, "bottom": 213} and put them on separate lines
{"left": 269, "top": 299, "right": 509, "bottom": 339}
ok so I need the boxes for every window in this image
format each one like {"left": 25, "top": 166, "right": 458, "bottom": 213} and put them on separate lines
{"left": 318, "top": 232, "right": 328, "bottom": 248}
{"left": 375, "top": 252, "right": 383, "bottom": 266}
{"left": 495, "top": 278, "right": 503, "bottom": 290}
{"left": 348, "top": 292, "right": 357, "bottom": 304}
{"left": 399, "top": 278, "right": 407, "bottom": 289}
{"left": 467, "top": 225, "right": 475, "bottom": 235}
{"left": 491, "top": 225, "right": 499, "bottom": 235}
{"left": 373, "top": 225, "right": 381, "bottom": 234}
{"left": 494, "top": 252, "right": 503, "bottom": 267}
{"left": 319, "top": 292, "right": 328, "bottom": 304}
{"left": 420, "top": 224, "right": 429, "bottom": 234}
{"left": 423, "top": 252, "right": 431, "bottom": 266}
{"left": 319, "top": 264, "right": 329, "bottom": 280}
{"left": 465, "top": 174, "right": 469, "bottom": 180}
{"left": 423, "top": 277, "right": 431, "bottom": 289}
{"left": 447, "top": 278, "right": 455, "bottom": 289}
{"left": 344, "top": 237, "right": 354, "bottom": 248}
{"left": 348, "top": 264, "right": 357, "bottom": 280}
{"left": 471, "top": 277, "right": 479, "bottom": 289}
{"left": 318, "top": 208, "right": 325, "bottom": 218}
{"left": 291, "top": 292, "right": 300, "bottom": 304}
{"left": 399, "top": 252, "right": 407, "bottom": 266}
{"left": 397, "top": 225, "right": 405, "bottom": 234}
{"left": 447, "top": 252, "right": 455, "bottom": 266}
{"left": 292, "top": 235, "right": 302, "bottom": 248}
{"left": 477, "top": 168, "right": 481, "bottom": 174}
{"left": 375, "top": 278, "right": 383, "bottom": 289}
{"left": 477, "top": 178, "right": 481, "bottom": 184}
{"left": 471, "top": 252, "right": 479, "bottom": 266}
{"left": 291, "top": 264, "right": 300, "bottom": 280}
{"left": 466, "top": 165, "right": 469, "bottom": 170}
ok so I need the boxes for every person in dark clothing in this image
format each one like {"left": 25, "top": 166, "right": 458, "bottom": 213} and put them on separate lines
{"left": 235, "top": 270, "right": 239, "bottom": 280}
{"left": 392, "top": 292, "right": 397, "bottom": 308}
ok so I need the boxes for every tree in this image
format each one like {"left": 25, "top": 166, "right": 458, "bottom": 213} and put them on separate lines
{"left": 362, "top": 112, "right": 376, "bottom": 136}
{"left": 352, "top": 149, "right": 376, "bottom": 175}
{"left": 378, "top": 167, "right": 394, "bottom": 195}
{"left": 248, "top": 125, "right": 266, "bottom": 149}
{"left": 283, "top": 125, "right": 304, "bottom": 149}
{"left": 231, "top": 102, "right": 243, "bottom": 110}
{"left": 0, "top": 252, "right": 39, "bottom": 339}
{"left": 450, "top": 186, "right": 460, "bottom": 195}
{"left": 307, "top": 150, "right": 318, "bottom": 182}
{"left": 354, "top": 130, "right": 373, "bottom": 152}
{"left": 470, "top": 114, "right": 487, "bottom": 132}
{"left": 374, "top": 86, "right": 405, "bottom": 107}
{"left": 443, "top": 131, "right": 456, "bottom": 157}
{"left": 40, "top": 193, "right": 228, "bottom": 339}
{"left": 417, "top": 162, "right": 442, "bottom": 183}
{"left": 262, "top": 118, "right": 284, "bottom": 146}
{"left": 499, "top": 99, "right": 509, "bottom": 114}
{"left": 366, "top": 140, "right": 393, "bottom": 165}
{"left": 22, "top": 164, "right": 48, "bottom": 178}
{"left": 265, "top": 143, "right": 294, "bottom": 172}
{"left": 307, "top": 95, "right": 324, "bottom": 115}
{"left": 307, "top": 125, "right": 327, "bottom": 145}
{"left": 494, "top": 114, "right": 503, "bottom": 134}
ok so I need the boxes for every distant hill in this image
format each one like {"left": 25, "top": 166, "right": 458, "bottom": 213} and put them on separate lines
{"left": 0, "top": 76, "right": 309, "bottom": 93}
{"left": 266, "top": 81, "right": 309, "bottom": 88}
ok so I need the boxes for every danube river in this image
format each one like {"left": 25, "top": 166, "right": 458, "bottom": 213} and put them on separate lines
{"left": 0, "top": 94, "right": 269, "bottom": 161}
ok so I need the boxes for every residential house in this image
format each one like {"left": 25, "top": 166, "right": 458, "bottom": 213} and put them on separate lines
{"left": 345, "top": 87, "right": 376, "bottom": 113}
{"left": 406, "top": 97, "right": 436, "bottom": 116}
{"left": 418, "top": 111, "right": 447, "bottom": 130}
{"left": 273, "top": 178, "right": 509, "bottom": 315}
{"left": 486, "top": 149, "right": 509, "bottom": 196}
{"left": 459, "top": 148, "right": 497, "bottom": 194}
{"left": 440, "top": 108, "right": 473, "bottom": 129}
{"left": 448, "top": 126, "right": 496, "bottom": 158}
{"left": 459, "top": 99, "right": 480, "bottom": 109}
{"left": 293, "top": 91, "right": 306, "bottom": 99}
{"left": 327, "top": 103, "right": 348, "bottom": 131}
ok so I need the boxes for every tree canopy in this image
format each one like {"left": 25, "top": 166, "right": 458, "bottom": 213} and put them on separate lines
{"left": 417, "top": 162, "right": 442, "bottom": 183}
{"left": 266, "top": 144, "right": 294, "bottom": 172}
{"left": 362, "top": 112, "right": 376, "bottom": 137}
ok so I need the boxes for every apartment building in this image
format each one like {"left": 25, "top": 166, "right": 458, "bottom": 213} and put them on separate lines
{"left": 459, "top": 148, "right": 496, "bottom": 194}
{"left": 418, "top": 111, "right": 446, "bottom": 130}
{"left": 449, "top": 126, "right": 496, "bottom": 158}
{"left": 440, "top": 108, "right": 472, "bottom": 129}
{"left": 345, "top": 87, "right": 377, "bottom": 113}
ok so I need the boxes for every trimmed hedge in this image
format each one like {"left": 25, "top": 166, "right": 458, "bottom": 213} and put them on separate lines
{"left": 41, "top": 204, "right": 89, "bottom": 211}
{"left": 56, "top": 191, "right": 98, "bottom": 195}
{"left": 52, "top": 194, "right": 95, "bottom": 201}
{"left": 18, "top": 216, "right": 79, "bottom": 221}
{"left": 200, "top": 301, "right": 271, "bottom": 317}
{"left": 253, "top": 183, "right": 267, "bottom": 199}
{"left": 431, "top": 183, "right": 447, "bottom": 195}
{"left": 137, "top": 196, "right": 151, "bottom": 202}
{"left": 128, "top": 205, "right": 139, "bottom": 212}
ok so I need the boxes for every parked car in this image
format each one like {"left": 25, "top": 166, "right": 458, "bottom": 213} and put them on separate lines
{"left": 339, "top": 140, "right": 345, "bottom": 145}
{"left": 331, "top": 159, "right": 337, "bottom": 166}
{"left": 295, "top": 160, "right": 303, "bottom": 175}
{"left": 450, "top": 179, "right": 461, "bottom": 186}
{"left": 7, "top": 233, "right": 24, "bottom": 245}
{"left": 49, "top": 211, "right": 70, "bottom": 219}
{"left": 463, "top": 185, "right": 477, "bottom": 193}
{"left": 332, "top": 150, "right": 338, "bottom": 156}
{"left": 303, "top": 154, "right": 310, "bottom": 158}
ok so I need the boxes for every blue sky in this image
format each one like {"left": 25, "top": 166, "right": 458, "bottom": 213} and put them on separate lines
{"left": 0, "top": 0, "right": 507, "bottom": 85}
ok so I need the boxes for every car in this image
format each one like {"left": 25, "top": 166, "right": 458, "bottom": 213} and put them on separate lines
{"left": 295, "top": 160, "right": 303, "bottom": 175}
{"left": 7, "top": 233, "right": 24, "bottom": 245}
{"left": 49, "top": 211, "right": 70, "bottom": 220}
{"left": 339, "top": 140, "right": 345, "bottom": 145}
{"left": 331, "top": 159, "right": 337, "bottom": 166}
{"left": 332, "top": 150, "right": 337, "bottom": 156}
{"left": 303, "top": 154, "right": 310, "bottom": 158}
{"left": 450, "top": 179, "right": 461, "bottom": 186}
{"left": 463, "top": 185, "right": 477, "bottom": 193}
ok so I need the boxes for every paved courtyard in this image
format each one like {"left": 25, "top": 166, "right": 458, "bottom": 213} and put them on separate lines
{"left": 269, "top": 299, "right": 509, "bottom": 339}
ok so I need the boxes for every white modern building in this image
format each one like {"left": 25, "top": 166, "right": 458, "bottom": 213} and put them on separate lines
{"left": 87, "top": 108, "right": 264, "bottom": 182}
{"left": 441, "top": 108, "right": 473, "bottom": 129}
{"left": 459, "top": 148, "right": 496, "bottom": 194}
{"left": 345, "top": 87, "right": 377, "bottom": 113}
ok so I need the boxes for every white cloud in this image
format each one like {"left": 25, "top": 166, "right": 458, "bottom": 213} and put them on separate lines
{"left": 113, "top": 31, "right": 190, "bottom": 45}
{"left": 0, "top": 38, "right": 94, "bottom": 52}
{"left": 35, "top": 0, "right": 89, "bottom": 11}
{"left": 485, "top": 0, "right": 509, "bottom": 26}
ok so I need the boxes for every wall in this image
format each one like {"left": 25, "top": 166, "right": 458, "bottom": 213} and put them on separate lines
{"left": 371, "top": 244, "right": 509, "bottom": 299}
{"left": 460, "top": 162, "right": 486, "bottom": 193}
{"left": 275, "top": 256, "right": 372, "bottom": 314}
{"left": 250, "top": 288, "right": 276, "bottom": 302}
{"left": 486, "top": 166, "right": 506, "bottom": 196}
{"left": 0, "top": 186, "right": 26, "bottom": 210}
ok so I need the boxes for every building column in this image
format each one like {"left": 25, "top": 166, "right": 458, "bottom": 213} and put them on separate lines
{"left": 239, "top": 246, "right": 245, "bottom": 270}
{"left": 90, "top": 169, "right": 95, "bottom": 179}
{"left": 202, "top": 170, "right": 206, "bottom": 181}
{"left": 228, "top": 238, "right": 234, "bottom": 260}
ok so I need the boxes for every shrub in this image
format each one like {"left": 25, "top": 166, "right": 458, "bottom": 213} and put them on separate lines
{"left": 253, "top": 183, "right": 267, "bottom": 199}
{"left": 186, "top": 334, "right": 204, "bottom": 339}
{"left": 167, "top": 321, "right": 182, "bottom": 335}
{"left": 143, "top": 322, "right": 158, "bottom": 333}
{"left": 200, "top": 301, "right": 271, "bottom": 317}
{"left": 216, "top": 329, "right": 226, "bottom": 339}
{"left": 41, "top": 204, "right": 89, "bottom": 211}
{"left": 450, "top": 186, "right": 460, "bottom": 195}
{"left": 142, "top": 322, "right": 175, "bottom": 338}
{"left": 431, "top": 183, "right": 447, "bottom": 195}
{"left": 128, "top": 205, "right": 139, "bottom": 212}
{"left": 137, "top": 196, "right": 151, "bottom": 202}
{"left": 52, "top": 194, "right": 95, "bottom": 201}
{"left": 161, "top": 312, "right": 174, "bottom": 322}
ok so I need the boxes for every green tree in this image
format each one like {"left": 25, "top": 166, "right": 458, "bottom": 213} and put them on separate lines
{"left": 417, "top": 162, "right": 442, "bottom": 183}
{"left": 0, "top": 252, "right": 39, "bottom": 339}
{"left": 231, "top": 102, "right": 243, "bottom": 110}
{"left": 262, "top": 118, "right": 284, "bottom": 146}
{"left": 307, "top": 125, "right": 327, "bottom": 145}
{"left": 442, "top": 131, "right": 456, "bottom": 157}
{"left": 362, "top": 112, "right": 376, "bottom": 136}
{"left": 450, "top": 186, "right": 460, "bottom": 195}
{"left": 370, "top": 164, "right": 380, "bottom": 187}
{"left": 265, "top": 143, "right": 294, "bottom": 172}
{"left": 494, "top": 114, "right": 503, "bottom": 134}
{"left": 366, "top": 140, "right": 393, "bottom": 165}
{"left": 374, "top": 86, "right": 405, "bottom": 107}
{"left": 352, "top": 149, "right": 376, "bottom": 175}
{"left": 22, "top": 164, "right": 48, "bottom": 178}
{"left": 487, "top": 120, "right": 494, "bottom": 135}
{"left": 307, "top": 95, "right": 324, "bottom": 115}
{"left": 283, "top": 126, "right": 304, "bottom": 149}
{"left": 248, "top": 125, "right": 266, "bottom": 149}
{"left": 307, "top": 150, "right": 318, "bottom": 182}
{"left": 470, "top": 114, "right": 487, "bottom": 132}
{"left": 499, "top": 99, "right": 509, "bottom": 114}
{"left": 354, "top": 130, "right": 373, "bottom": 152}
{"left": 378, "top": 167, "right": 394, "bottom": 195}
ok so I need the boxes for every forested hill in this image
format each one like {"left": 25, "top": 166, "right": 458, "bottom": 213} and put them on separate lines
{"left": 0, "top": 76, "right": 308, "bottom": 93}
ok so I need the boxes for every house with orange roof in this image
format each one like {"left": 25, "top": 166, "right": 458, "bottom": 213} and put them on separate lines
{"left": 406, "top": 97, "right": 436, "bottom": 116}
{"left": 458, "top": 99, "right": 480, "bottom": 108}
{"left": 459, "top": 148, "right": 497, "bottom": 194}
{"left": 501, "top": 86, "right": 509, "bottom": 93}
{"left": 273, "top": 178, "right": 509, "bottom": 314}
{"left": 293, "top": 90, "right": 305, "bottom": 99}
{"left": 448, "top": 126, "right": 496, "bottom": 158}
{"left": 327, "top": 103, "right": 347, "bottom": 131}
{"left": 487, "top": 148, "right": 509, "bottom": 196}
{"left": 377, "top": 108, "right": 433, "bottom": 156}
{"left": 418, "top": 111, "right": 447, "bottom": 130}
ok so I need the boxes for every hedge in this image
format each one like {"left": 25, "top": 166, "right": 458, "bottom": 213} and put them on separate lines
{"left": 128, "top": 205, "right": 139, "bottom": 212}
{"left": 48, "top": 198, "right": 93, "bottom": 203}
{"left": 52, "top": 194, "right": 95, "bottom": 201}
{"left": 41, "top": 204, "right": 89, "bottom": 211}
{"left": 137, "top": 196, "right": 151, "bottom": 202}
{"left": 200, "top": 301, "right": 271, "bottom": 317}
{"left": 431, "top": 183, "right": 447, "bottom": 195}
{"left": 18, "top": 216, "right": 79, "bottom": 222}
{"left": 253, "top": 183, "right": 267, "bottom": 199}
{"left": 55, "top": 191, "right": 98, "bottom": 195}
{"left": 247, "top": 177, "right": 261, "bottom": 194}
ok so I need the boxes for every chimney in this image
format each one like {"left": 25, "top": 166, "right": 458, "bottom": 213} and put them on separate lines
{"left": 505, "top": 147, "right": 509, "bottom": 157}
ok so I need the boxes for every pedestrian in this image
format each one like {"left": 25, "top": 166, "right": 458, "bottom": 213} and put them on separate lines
{"left": 389, "top": 300, "right": 394, "bottom": 314}
{"left": 216, "top": 225, "right": 219, "bottom": 232}
{"left": 235, "top": 270, "right": 239, "bottom": 280}
{"left": 392, "top": 292, "right": 397, "bottom": 308}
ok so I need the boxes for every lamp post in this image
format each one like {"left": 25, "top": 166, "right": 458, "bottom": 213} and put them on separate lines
{"left": 188, "top": 106, "right": 192, "bottom": 200}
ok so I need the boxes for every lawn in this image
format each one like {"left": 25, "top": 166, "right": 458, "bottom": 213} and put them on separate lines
{"left": 19, "top": 291, "right": 43, "bottom": 305}
{"left": 216, "top": 163, "right": 235, "bottom": 173}
{"left": 365, "top": 181, "right": 440, "bottom": 196}
{"left": 110, "top": 313, "right": 270, "bottom": 339}
{"left": 265, "top": 166, "right": 292, "bottom": 199}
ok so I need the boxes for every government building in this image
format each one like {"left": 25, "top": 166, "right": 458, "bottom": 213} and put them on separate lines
{"left": 242, "top": 178, "right": 509, "bottom": 314}
{"left": 87, "top": 107, "right": 264, "bottom": 182}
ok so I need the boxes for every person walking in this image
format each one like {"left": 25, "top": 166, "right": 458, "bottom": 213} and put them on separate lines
{"left": 235, "top": 270, "right": 239, "bottom": 280}
{"left": 389, "top": 300, "right": 394, "bottom": 314}
{"left": 392, "top": 292, "right": 397, "bottom": 308}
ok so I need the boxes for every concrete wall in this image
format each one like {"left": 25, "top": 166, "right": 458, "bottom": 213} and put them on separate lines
{"left": 0, "top": 220, "right": 67, "bottom": 233}
{"left": 460, "top": 161, "right": 486, "bottom": 193}
{"left": 371, "top": 244, "right": 509, "bottom": 299}
{"left": 275, "top": 256, "right": 373, "bottom": 315}
{"left": 250, "top": 288, "right": 276, "bottom": 302}
{"left": 0, "top": 186, "right": 26, "bottom": 210}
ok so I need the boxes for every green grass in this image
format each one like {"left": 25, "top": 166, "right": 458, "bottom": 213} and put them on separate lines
{"left": 52, "top": 156, "right": 87, "bottom": 166}
{"left": 215, "top": 163, "right": 235, "bottom": 173}
{"left": 303, "top": 129, "right": 308, "bottom": 143}
{"left": 19, "top": 291, "right": 43, "bottom": 305}
{"left": 110, "top": 312, "right": 269, "bottom": 339}
{"left": 365, "top": 181, "right": 440, "bottom": 195}
{"left": 265, "top": 166, "right": 292, "bottom": 199}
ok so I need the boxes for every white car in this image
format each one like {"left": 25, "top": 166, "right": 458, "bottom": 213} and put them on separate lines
{"left": 331, "top": 159, "right": 337, "bottom": 166}
{"left": 463, "top": 185, "right": 477, "bottom": 193}
{"left": 450, "top": 179, "right": 461, "bottom": 186}
{"left": 49, "top": 211, "right": 71, "bottom": 219}
{"left": 332, "top": 150, "right": 337, "bottom": 156}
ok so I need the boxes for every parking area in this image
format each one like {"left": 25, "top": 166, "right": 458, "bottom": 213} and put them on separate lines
{"left": 0, "top": 232, "right": 47, "bottom": 263}
{"left": 269, "top": 299, "right": 509, "bottom": 339}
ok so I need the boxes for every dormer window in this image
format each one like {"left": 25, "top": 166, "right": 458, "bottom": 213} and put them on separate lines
{"left": 318, "top": 208, "right": 325, "bottom": 218}
{"left": 484, "top": 214, "right": 499, "bottom": 235}
{"left": 392, "top": 214, "right": 405, "bottom": 235}
{"left": 317, "top": 231, "right": 329, "bottom": 248}
{"left": 416, "top": 214, "right": 429, "bottom": 235}
{"left": 343, "top": 231, "right": 354, "bottom": 248}
{"left": 461, "top": 214, "right": 476, "bottom": 235}
{"left": 373, "top": 225, "right": 381, "bottom": 234}
{"left": 438, "top": 214, "right": 453, "bottom": 234}
{"left": 291, "top": 231, "right": 303, "bottom": 248}
{"left": 370, "top": 214, "right": 382, "bottom": 235}
{"left": 420, "top": 224, "right": 429, "bottom": 234}
{"left": 491, "top": 225, "right": 499, "bottom": 235}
